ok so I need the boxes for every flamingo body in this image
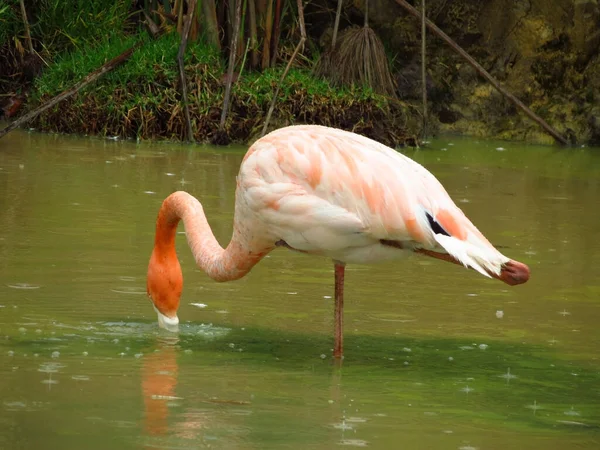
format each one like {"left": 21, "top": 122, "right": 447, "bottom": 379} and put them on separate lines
{"left": 147, "top": 125, "right": 530, "bottom": 353}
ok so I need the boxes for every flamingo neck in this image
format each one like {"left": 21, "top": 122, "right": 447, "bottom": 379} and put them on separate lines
{"left": 154, "top": 191, "right": 264, "bottom": 282}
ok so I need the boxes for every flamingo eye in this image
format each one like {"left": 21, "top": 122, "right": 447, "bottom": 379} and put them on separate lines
{"left": 425, "top": 212, "right": 450, "bottom": 237}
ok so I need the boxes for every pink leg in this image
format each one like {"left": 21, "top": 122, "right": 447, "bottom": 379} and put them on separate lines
{"left": 333, "top": 261, "right": 346, "bottom": 359}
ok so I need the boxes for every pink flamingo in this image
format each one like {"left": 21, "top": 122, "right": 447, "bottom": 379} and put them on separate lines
{"left": 147, "top": 125, "right": 530, "bottom": 358}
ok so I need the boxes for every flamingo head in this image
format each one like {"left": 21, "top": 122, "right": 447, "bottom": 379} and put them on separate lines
{"left": 147, "top": 249, "right": 182, "bottom": 332}
{"left": 497, "top": 259, "right": 530, "bottom": 286}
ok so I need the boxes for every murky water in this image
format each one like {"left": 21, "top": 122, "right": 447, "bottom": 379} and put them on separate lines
{"left": 1, "top": 129, "right": 599, "bottom": 449}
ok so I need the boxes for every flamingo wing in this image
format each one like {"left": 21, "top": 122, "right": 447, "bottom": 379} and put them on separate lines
{"left": 239, "top": 125, "right": 509, "bottom": 273}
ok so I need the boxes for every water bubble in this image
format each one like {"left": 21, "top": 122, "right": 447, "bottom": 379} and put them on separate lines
{"left": 183, "top": 349, "right": 192, "bottom": 355}
{"left": 228, "top": 343, "right": 235, "bottom": 348}
{"left": 51, "top": 351, "right": 60, "bottom": 359}
{"left": 495, "top": 310, "right": 504, "bottom": 319}
{"left": 478, "top": 344, "right": 488, "bottom": 350}
{"left": 190, "top": 303, "right": 207, "bottom": 308}
{"left": 35, "top": 329, "right": 42, "bottom": 334}
{"left": 119, "top": 352, "right": 126, "bottom": 357}
{"left": 112, "top": 339, "right": 119, "bottom": 344}
{"left": 320, "top": 354, "right": 327, "bottom": 359}
{"left": 448, "top": 357, "right": 454, "bottom": 361}
{"left": 134, "top": 353, "right": 143, "bottom": 358}
{"left": 82, "top": 352, "right": 88, "bottom": 356}
{"left": 18, "top": 327, "right": 26, "bottom": 333}
{"left": 7, "top": 351, "right": 14, "bottom": 356}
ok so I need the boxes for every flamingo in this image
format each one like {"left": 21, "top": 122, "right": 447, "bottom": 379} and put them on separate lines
{"left": 147, "top": 125, "right": 530, "bottom": 357}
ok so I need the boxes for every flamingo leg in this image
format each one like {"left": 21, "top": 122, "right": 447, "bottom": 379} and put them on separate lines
{"left": 333, "top": 261, "right": 346, "bottom": 358}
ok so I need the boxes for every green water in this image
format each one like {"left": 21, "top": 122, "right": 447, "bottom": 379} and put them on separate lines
{"left": 0, "top": 130, "right": 599, "bottom": 449}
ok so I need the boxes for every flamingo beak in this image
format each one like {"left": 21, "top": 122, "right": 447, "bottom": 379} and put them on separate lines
{"left": 496, "top": 260, "right": 530, "bottom": 286}
{"left": 153, "top": 305, "right": 180, "bottom": 332}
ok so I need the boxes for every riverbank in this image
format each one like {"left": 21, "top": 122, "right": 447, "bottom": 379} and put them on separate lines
{"left": 21, "top": 33, "right": 418, "bottom": 148}
{"left": 5, "top": 0, "right": 599, "bottom": 147}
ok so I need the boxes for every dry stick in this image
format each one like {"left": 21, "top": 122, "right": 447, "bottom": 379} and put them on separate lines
{"left": 261, "top": 36, "right": 306, "bottom": 137}
{"left": 262, "top": 0, "right": 274, "bottom": 69}
{"left": 0, "top": 44, "right": 141, "bottom": 140}
{"left": 296, "top": 0, "right": 306, "bottom": 49}
{"left": 143, "top": 9, "right": 161, "bottom": 38}
{"left": 260, "top": 0, "right": 307, "bottom": 136}
{"left": 19, "top": 0, "right": 34, "bottom": 53}
{"left": 177, "top": 0, "right": 197, "bottom": 142}
{"left": 421, "top": 0, "right": 427, "bottom": 138}
{"left": 219, "top": 0, "right": 243, "bottom": 130}
{"left": 248, "top": 0, "right": 258, "bottom": 67}
{"left": 393, "top": 0, "right": 568, "bottom": 146}
{"left": 332, "top": 0, "right": 343, "bottom": 48}
{"left": 270, "top": 0, "right": 283, "bottom": 66}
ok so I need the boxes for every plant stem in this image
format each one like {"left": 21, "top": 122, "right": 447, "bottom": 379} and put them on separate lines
{"left": 421, "top": 0, "right": 427, "bottom": 138}
{"left": 394, "top": 0, "right": 569, "bottom": 146}
{"left": 220, "top": 0, "right": 243, "bottom": 130}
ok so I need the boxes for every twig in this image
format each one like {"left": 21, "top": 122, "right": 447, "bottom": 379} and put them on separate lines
{"left": 219, "top": 0, "right": 243, "bottom": 131}
{"left": 0, "top": 43, "right": 141, "bottom": 140}
{"left": 261, "top": 36, "right": 306, "bottom": 136}
{"left": 421, "top": 0, "right": 427, "bottom": 138}
{"left": 270, "top": 0, "right": 283, "bottom": 66}
{"left": 394, "top": 0, "right": 569, "bottom": 146}
{"left": 332, "top": 0, "right": 343, "bottom": 48}
{"left": 296, "top": 0, "right": 306, "bottom": 50}
{"left": 143, "top": 9, "right": 161, "bottom": 38}
{"left": 177, "top": 0, "right": 197, "bottom": 142}
{"left": 248, "top": 0, "right": 258, "bottom": 66}
{"left": 19, "top": 0, "right": 34, "bottom": 54}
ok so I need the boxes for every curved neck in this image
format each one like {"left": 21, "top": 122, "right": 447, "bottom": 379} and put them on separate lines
{"left": 154, "top": 191, "right": 266, "bottom": 282}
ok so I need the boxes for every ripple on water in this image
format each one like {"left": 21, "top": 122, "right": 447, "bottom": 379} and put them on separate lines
{"left": 118, "top": 276, "right": 137, "bottom": 282}
{"left": 38, "top": 362, "right": 65, "bottom": 373}
{"left": 4, "top": 401, "right": 48, "bottom": 412}
{"left": 7, "top": 283, "right": 41, "bottom": 290}
{"left": 110, "top": 286, "right": 147, "bottom": 295}
{"left": 339, "top": 439, "right": 368, "bottom": 447}
{"left": 178, "top": 323, "right": 230, "bottom": 339}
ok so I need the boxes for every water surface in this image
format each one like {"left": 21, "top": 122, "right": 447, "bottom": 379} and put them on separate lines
{"left": 1, "top": 130, "right": 599, "bottom": 449}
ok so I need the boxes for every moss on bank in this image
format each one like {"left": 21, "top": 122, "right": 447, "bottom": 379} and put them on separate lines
{"left": 29, "top": 32, "right": 418, "bottom": 147}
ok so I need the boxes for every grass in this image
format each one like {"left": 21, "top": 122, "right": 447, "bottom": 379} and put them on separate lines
{"left": 27, "top": 29, "right": 415, "bottom": 146}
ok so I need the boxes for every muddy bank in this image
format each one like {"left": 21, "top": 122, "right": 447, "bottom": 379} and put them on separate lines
{"left": 365, "top": 0, "right": 600, "bottom": 145}
{"left": 28, "top": 67, "right": 416, "bottom": 148}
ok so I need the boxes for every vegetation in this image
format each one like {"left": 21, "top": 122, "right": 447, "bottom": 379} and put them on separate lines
{"left": 28, "top": 30, "right": 414, "bottom": 145}
{"left": 4, "top": 0, "right": 596, "bottom": 145}
{"left": 1, "top": 0, "right": 418, "bottom": 146}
